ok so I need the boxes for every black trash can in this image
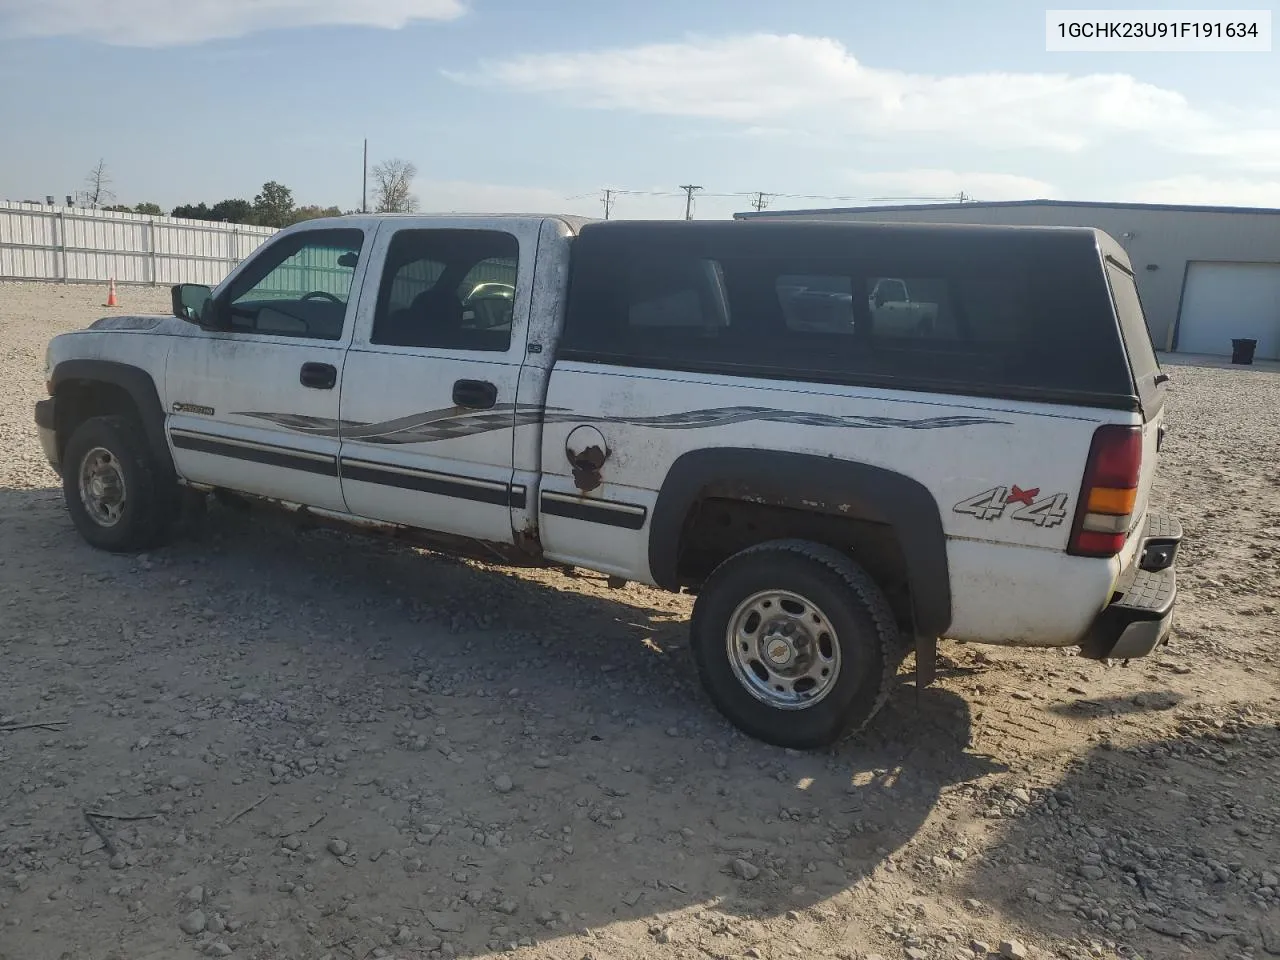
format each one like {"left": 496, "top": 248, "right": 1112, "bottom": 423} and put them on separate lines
{"left": 1231, "top": 338, "right": 1257, "bottom": 365}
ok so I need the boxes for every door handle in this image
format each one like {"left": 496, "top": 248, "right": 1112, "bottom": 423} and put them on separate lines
{"left": 299, "top": 362, "right": 337, "bottom": 390}
{"left": 452, "top": 379, "right": 497, "bottom": 410}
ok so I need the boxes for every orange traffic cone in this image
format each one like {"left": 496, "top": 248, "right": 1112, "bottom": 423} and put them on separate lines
{"left": 105, "top": 278, "right": 119, "bottom": 307}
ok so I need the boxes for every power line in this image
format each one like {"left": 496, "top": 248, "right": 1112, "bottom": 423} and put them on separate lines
{"left": 706, "top": 191, "right": 969, "bottom": 203}
{"left": 564, "top": 187, "right": 976, "bottom": 215}
{"left": 679, "top": 184, "right": 703, "bottom": 220}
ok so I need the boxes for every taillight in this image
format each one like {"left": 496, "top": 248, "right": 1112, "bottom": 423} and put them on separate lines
{"left": 1068, "top": 424, "right": 1142, "bottom": 558}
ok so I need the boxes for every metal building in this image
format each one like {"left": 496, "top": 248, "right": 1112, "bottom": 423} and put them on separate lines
{"left": 737, "top": 199, "right": 1280, "bottom": 361}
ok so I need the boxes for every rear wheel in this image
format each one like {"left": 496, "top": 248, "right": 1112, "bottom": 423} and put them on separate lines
{"left": 62, "top": 415, "right": 176, "bottom": 552}
{"left": 690, "top": 539, "right": 901, "bottom": 749}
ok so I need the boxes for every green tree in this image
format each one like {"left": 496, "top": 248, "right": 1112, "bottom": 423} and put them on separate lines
{"left": 102, "top": 204, "right": 134, "bottom": 213}
{"left": 289, "top": 204, "right": 344, "bottom": 224}
{"left": 209, "top": 198, "right": 255, "bottom": 224}
{"left": 253, "top": 181, "right": 294, "bottom": 228}
{"left": 171, "top": 202, "right": 212, "bottom": 220}
{"left": 134, "top": 202, "right": 164, "bottom": 216}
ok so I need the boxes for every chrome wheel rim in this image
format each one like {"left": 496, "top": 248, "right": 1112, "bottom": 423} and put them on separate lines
{"left": 725, "top": 589, "right": 841, "bottom": 710}
{"left": 78, "top": 446, "right": 127, "bottom": 528}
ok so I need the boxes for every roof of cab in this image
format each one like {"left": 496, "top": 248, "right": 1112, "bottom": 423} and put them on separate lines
{"left": 574, "top": 217, "right": 1122, "bottom": 259}
{"left": 289, "top": 213, "right": 1127, "bottom": 258}
{"left": 341, "top": 212, "right": 598, "bottom": 229}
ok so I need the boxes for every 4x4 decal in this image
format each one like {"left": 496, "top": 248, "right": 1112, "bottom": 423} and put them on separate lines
{"left": 954, "top": 485, "right": 1069, "bottom": 528}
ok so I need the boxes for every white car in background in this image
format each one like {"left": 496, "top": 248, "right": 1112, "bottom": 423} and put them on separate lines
{"left": 868, "top": 277, "right": 940, "bottom": 336}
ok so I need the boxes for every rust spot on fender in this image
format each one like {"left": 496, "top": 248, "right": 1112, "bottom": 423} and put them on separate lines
{"left": 569, "top": 443, "right": 607, "bottom": 492}
{"left": 572, "top": 468, "right": 603, "bottom": 492}
{"left": 573, "top": 444, "right": 607, "bottom": 471}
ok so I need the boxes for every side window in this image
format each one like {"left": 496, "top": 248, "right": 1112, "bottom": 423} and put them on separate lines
{"left": 226, "top": 229, "right": 364, "bottom": 340}
{"left": 1105, "top": 258, "right": 1162, "bottom": 408}
{"left": 627, "top": 258, "right": 730, "bottom": 333}
{"left": 387, "top": 258, "right": 446, "bottom": 313}
{"left": 777, "top": 274, "right": 854, "bottom": 333}
{"left": 866, "top": 276, "right": 956, "bottom": 339}
{"left": 372, "top": 230, "right": 519, "bottom": 352}
{"left": 563, "top": 231, "right": 1137, "bottom": 397}
{"left": 459, "top": 258, "right": 518, "bottom": 334}
{"left": 871, "top": 278, "right": 908, "bottom": 304}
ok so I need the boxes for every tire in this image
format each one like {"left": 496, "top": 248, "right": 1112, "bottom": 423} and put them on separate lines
{"left": 62, "top": 414, "right": 176, "bottom": 552}
{"left": 690, "top": 539, "right": 902, "bottom": 749}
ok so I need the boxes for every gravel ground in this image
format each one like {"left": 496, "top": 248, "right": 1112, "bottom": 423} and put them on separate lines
{"left": 1, "top": 280, "right": 1278, "bottom": 960}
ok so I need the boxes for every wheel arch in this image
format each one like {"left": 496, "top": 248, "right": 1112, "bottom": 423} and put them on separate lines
{"left": 51, "top": 359, "right": 174, "bottom": 476}
{"left": 649, "top": 448, "right": 952, "bottom": 637}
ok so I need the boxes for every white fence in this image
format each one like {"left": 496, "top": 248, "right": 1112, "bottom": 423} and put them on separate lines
{"left": 0, "top": 201, "right": 278, "bottom": 287}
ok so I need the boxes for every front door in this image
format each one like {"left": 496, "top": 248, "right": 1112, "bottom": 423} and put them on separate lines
{"left": 338, "top": 220, "right": 537, "bottom": 544}
{"left": 165, "top": 225, "right": 374, "bottom": 512}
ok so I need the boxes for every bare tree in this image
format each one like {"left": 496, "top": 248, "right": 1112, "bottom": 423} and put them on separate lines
{"left": 372, "top": 159, "right": 419, "bottom": 213}
{"left": 85, "top": 158, "right": 115, "bottom": 208}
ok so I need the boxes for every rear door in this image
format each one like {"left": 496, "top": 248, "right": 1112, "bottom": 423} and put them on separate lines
{"left": 337, "top": 219, "right": 540, "bottom": 544}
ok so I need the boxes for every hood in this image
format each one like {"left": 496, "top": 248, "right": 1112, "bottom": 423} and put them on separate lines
{"left": 84, "top": 314, "right": 201, "bottom": 336}
{"left": 86, "top": 314, "right": 170, "bottom": 332}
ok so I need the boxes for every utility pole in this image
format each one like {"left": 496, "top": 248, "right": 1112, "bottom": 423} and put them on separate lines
{"left": 361, "top": 139, "right": 368, "bottom": 214}
{"left": 601, "top": 188, "right": 616, "bottom": 220}
{"left": 750, "top": 191, "right": 772, "bottom": 212}
{"left": 679, "top": 184, "right": 702, "bottom": 220}
{"left": 957, "top": 191, "right": 970, "bottom": 203}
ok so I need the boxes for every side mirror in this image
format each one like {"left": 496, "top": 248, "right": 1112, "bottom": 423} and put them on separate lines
{"left": 171, "top": 284, "right": 219, "bottom": 327}
{"left": 337, "top": 252, "right": 359, "bottom": 269}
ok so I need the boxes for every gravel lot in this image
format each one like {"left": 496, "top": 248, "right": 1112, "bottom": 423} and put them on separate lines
{"left": 1, "top": 280, "right": 1278, "bottom": 960}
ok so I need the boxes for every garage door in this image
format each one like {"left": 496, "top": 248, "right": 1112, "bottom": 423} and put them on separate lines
{"left": 1177, "top": 261, "right": 1280, "bottom": 360}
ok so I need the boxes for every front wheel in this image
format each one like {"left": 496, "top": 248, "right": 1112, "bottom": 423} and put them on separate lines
{"left": 62, "top": 415, "right": 176, "bottom": 552}
{"left": 690, "top": 539, "right": 902, "bottom": 749}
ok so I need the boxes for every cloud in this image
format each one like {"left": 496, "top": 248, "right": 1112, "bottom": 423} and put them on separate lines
{"left": 453, "top": 33, "right": 1276, "bottom": 168}
{"left": 1177, "top": 128, "right": 1280, "bottom": 173}
{"left": 0, "top": 0, "right": 465, "bottom": 46}
{"left": 845, "top": 169, "right": 1059, "bottom": 202}
{"left": 1125, "top": 175, "right": 1280, "bottom": 208}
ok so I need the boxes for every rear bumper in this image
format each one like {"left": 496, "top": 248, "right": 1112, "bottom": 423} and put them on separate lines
{"left": 34, "top": 398, "right": 60, "bottom": 474}
{"left": 1079, "top": 511, "right": 1182, "bottom": 660}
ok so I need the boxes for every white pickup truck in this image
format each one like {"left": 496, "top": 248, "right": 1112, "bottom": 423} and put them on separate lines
{"left": 867, "top": 277, "right": 941, "bottom": 336}
{"left": 36, "top": 215, "right": 1181, "bottom": 748}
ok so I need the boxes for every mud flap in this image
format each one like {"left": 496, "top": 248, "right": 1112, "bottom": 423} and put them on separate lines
{"left": 915, "top": 634, "right": 937, "bottom": 693}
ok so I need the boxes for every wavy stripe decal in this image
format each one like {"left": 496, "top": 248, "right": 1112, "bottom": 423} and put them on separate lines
{"left": 232, "top": 405, "right": 1009, "bottom": 445}
{"left": 568, "top": 407, "right": 1009, "bottom": 431}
